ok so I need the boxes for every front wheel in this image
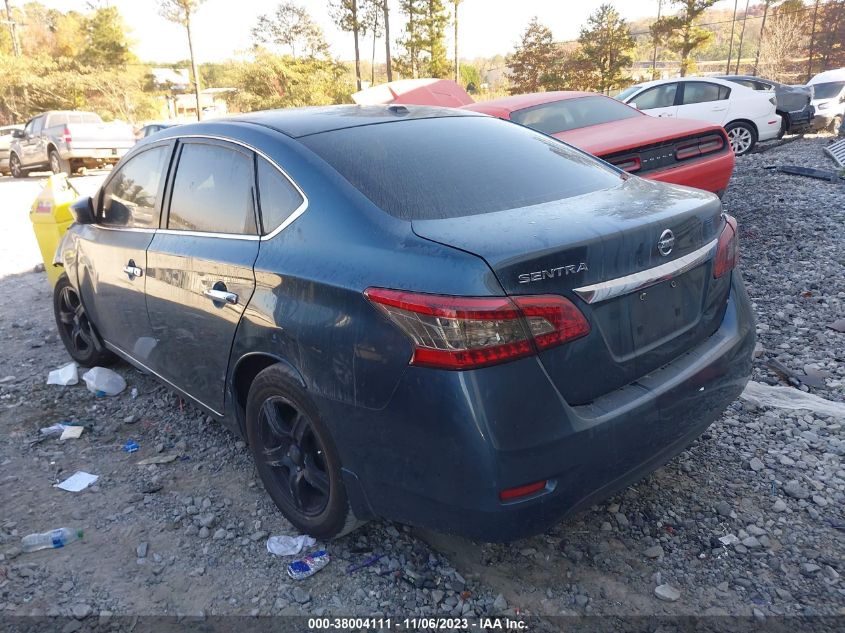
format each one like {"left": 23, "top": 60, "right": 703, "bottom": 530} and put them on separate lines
{"left": 246, "top": 365, "right": 362, "bottom": 539}
{"left": 53, "top": 275, "right": 116, "bottom": 367}
{"left": 725, "top": 121, "right": 757, "bottom": 156}
{"left": 9, "top": 153, "right": 26, "bottom": 179}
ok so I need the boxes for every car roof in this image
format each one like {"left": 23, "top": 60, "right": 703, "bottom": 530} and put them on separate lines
{"left": 808, "top": 67, "right": 845, "bottom": 84}
{"left": 626, "top": 76, "right": 740, "bottom": 92}
{"left": 462, "top": 91, "right": 596, "bottom": 114}
{"left": 226, "top": 104, "right": 481, "bottom": 138}
{"left": 718, "top": 75, "right": 778, "bottom": 84}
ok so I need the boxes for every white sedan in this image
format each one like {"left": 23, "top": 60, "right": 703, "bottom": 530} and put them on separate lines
{"left": 616, "top": 77, "right": 781, "bottom": 156}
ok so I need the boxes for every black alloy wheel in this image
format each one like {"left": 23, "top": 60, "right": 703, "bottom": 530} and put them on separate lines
{"left": 246, "top": 365, "right": 362, "bottom": 539}
{"left": 53, "top": 275, "right": 116, "bottom": 366}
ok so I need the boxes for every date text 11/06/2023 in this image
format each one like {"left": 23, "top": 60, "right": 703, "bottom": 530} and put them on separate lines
{"left": 307, "top": 617, "right": 529, "bottom": 630}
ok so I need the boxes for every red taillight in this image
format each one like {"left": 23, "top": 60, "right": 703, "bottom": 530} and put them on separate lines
{"left": 499, "top": 480, "right": 548, "bottom": 501}
{"left": 713, "top": 214, "right": 738, "bottom": 279}
{"left": 611, "top": 156, "right": 641, "bottom": 173}
{"left": 675, "top": 134, "right": 725, "bottom": 161}
{"left": 62, "top": 127, "right": 72, "bottom": 144}
{"left": 364, "top": 288, "right": 590, "bottom": 370}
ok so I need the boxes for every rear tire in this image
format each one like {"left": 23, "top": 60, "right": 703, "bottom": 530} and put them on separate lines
{"left": 830, "top": 115, "right": 843, "bottom": 134}
{"left": 246, "top": 365, "right": 363, "bottom": 539}
{"left": 9, "top": 153, "right": 26, "bottom": 179}
{"left": 49, "top": 149, "right": 70, "bottom": 175}
{"left": 53, "top": 275, "right": 117, "bottom": 367}
{"left": 777, "top": 114, "right": 788, "bottom": 139}
{"left": 725, "top": 121, "right": 757, "bottom": 156}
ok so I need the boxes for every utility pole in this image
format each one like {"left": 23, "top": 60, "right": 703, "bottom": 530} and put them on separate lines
{"left": 734, "top": 0, "right": 750, "bottom": 74}
{"left": 453, "top": 0, "right": 460, "bottom": 85}
{"left": 725, "top": 0, "right": 739, "bottom": 74}
{"left": 651, "top": 0, "right": 662, "bottom": 80}
{"left": 383, "top": 0, "right": 392, "bottom": 82}
{"left": 807, "top": 0, "right": 819, "bottom": 82}
{"left": 3, "top": 0, "right": 21, "bottom": 57}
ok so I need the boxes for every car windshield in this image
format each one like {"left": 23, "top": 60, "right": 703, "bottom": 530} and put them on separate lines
{"left": 510, "top": 96, "right": 641, "bottom": 134}
{"left": 812, "top": 81, "right": 845, "bottom": 99}
{"left": 615, "top": 85, "right": 642, "bottom": 101}
{"left": 301, "top": 116, "right": 621, "bottom": 220}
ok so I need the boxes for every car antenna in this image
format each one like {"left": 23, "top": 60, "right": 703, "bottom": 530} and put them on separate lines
{"left": 388, "top": 105, "right": 409, "bottom": 115}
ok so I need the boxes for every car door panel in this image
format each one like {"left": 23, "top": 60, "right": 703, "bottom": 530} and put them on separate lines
{"left": 144, "top": 140, "right": 259, "bottom": 414}
{"left": 676, "top": 81, "right": 731, "bottom": 126}
{"left": 630, "top": 83, "right": 679, "bottom": 119}
{"left": 76, "top": 142, "right": 172, "bottom": 356}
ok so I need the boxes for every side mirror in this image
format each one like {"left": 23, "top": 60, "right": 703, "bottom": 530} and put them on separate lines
{"left": 70, "top": 196, "right": 96, "bottom": 224}
{"left": 12, "top": 129, "right": 25, "bottom": 139}
{"left": 630, "top": 102, "right": 639, "bottom": 110}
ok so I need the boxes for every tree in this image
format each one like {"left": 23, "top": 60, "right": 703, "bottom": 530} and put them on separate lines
{"left": 80, "top": 6, "right": 132, "bottom": 68}
{"left": 420, "top": 0, "right": 450, "bottom": 77}
{"left": 506, "top": 17, "right": 559, "bottom": 94}
{"left": 382, "top": 0, "right": 393, "bottom": 81}
{"left": 578, "top": 4, "right": 634, "bottom": 94}
{"left": 650, "top": 0, "right": 719, "bottom": 76}
{"left": 158, "top": 0, "right": 206, "bottom": 121}
{"left": 818, "top": 0, "right": 845, "bottom": 72}
{"left": 753, "top": 0, "right": 782, "bottom": 74}
{"left": 452, "top": 0, "right": 462, "bottom": 83}
{"left": 360, "top": 0, "right": 384, "bottom": 84}
{"left": 757, "top": 7, "right": 809, "bottom": 82}
{"left": 331, "top": 0, "right": 364, "bottom": 90}
{"left": 252, "top": 2, "right": 328, "bottom": 58}
{"left": 396, "top": 0, "right": 424, "bottom": 78}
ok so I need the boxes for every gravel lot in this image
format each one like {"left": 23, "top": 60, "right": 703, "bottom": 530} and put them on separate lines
{"left": 0, "top": 136, "right": 843, "bottom": 627}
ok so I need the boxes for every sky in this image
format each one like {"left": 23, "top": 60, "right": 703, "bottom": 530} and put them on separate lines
{"left": 28, "top": 0, "right": 737, "bottom": 64}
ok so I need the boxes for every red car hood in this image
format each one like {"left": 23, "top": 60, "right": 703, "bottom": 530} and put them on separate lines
{"left": 554, "top": 116, "right": 724, "bottom": 156}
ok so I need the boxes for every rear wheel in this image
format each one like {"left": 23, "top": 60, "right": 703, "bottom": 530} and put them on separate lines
{"left": 829, "top": 115, "right": 843, "bottom": 134}
{"left": 725, "top": 121, "right": 757, "bottom": 156}
{"left": 777, "top": 114, "right": 788, "bottom": 139}
{"left": 9, "top": 153, "right": 25, "bottom": 179}
{"left": 53, "top": 275, "right": 116, "bottom": 367}
{"left": 49, "top": 149, "right": 70, "bottom": 175}
{"left": 246, "top": 365, "right": 362, "bottom": 539}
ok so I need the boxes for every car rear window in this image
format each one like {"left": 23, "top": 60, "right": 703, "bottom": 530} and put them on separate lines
{"left": 300, "top": 116, "right": 621, "bottom": 220}
{"left": 511, "top": 96, "right": 641, "bottom": 134}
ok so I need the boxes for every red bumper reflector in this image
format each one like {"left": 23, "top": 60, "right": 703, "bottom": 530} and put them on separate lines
{"left": 499, "top": 480, "right": 548, "bottom": 501}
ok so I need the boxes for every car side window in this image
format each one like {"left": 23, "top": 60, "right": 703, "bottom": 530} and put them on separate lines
{"left": 168, "top": 143, "right": 257, "bottom": 235}
{"left": 632, "top": 83, "right": 678, "bottom": 109}
{"left": 682, "top": 82, "right": 729, "bottom": 105}
{"left": 256, "top": 156, "right": 304, "bottom": 234}
{"left": 31, "top": 116, "right": 45, "bottom": 136}
{"left": 23, "top": 119, "right": 35, "bottom": 136}
{"left": 101, "top": 146, "right": 169, "bottom": 229}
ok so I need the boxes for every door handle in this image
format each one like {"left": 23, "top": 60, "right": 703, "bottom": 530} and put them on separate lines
{"left": 123, "top": 265, "right": 143, "bottom": 278}
{"left": 712, "top": 106, "right": 727, "bottom": 111}
{"left": 204, "top": 289, "right": 238, "bottom": 305}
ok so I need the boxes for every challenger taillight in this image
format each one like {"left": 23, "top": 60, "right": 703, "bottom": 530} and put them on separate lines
{"left": 611, "top": 156, "right": 641, "bottom": 173}
{"left": 364, "top": 288, "right": 590, "bottom": 370}
{"left": 713, "top": 214, "right": 738, "bottom": 279}
{"left": 675, "top": 134, "right": 725, "bottom": 161}
{"left": 62, "top": 127, "right": 72, "bottom": 144}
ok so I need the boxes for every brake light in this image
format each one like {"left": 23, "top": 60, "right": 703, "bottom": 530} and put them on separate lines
{"left": 364, "top": 288, "right": 590, "bottom": 370}
{"left": 713, "top": 214, "right": 738, "bottom": 278}
{"left": 500, "top": 480, "right": 548, "bottom": 501}
{"left": 62, "top": 127, "right": 72, "bottom": 144}
{"left": 611, "top": 156, "right": 641, "bottom": 173}
{"left": 675, "top": 134, "right": 725, "bottom": 161}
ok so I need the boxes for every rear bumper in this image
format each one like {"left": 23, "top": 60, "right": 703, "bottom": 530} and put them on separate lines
{"left": 643, "top": 151, "right": 734, "bottom": 195}
{"left": 321, "top": 274, "right": 755, "bottom": 541}
{"left": 784, "top": 105, "right": 815, "bottom": 131}
{"left": 757, "top": 115, "right": 782, "bottom": 142}
{"left": 61, "top": 147, "right": 130, "bottom": 162}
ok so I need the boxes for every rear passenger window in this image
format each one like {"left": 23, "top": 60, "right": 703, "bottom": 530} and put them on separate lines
{"left": 168, "top": 143, "right": 257, "bottom": 235}
{"left": 682, "top": 82, "right": 729, "bottom": 104}
{"left": 256, "top": 157, "right": 304, "bottom": 234}
{"left": 101, "top": 146, "right": 169, "bottom": 228}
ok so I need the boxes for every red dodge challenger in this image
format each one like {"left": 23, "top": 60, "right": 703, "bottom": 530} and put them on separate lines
{"left": 461, "top": 91, "right": 734, "bottom": 197}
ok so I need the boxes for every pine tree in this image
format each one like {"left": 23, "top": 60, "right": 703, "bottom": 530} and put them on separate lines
{"left": 396, "top": 0, "right": 424, "bottom": 78}
{"left": 650, "top": 0, "right": 719, "bottom": 76}
{"left": 419, "top": 0, "right": 450, "bottom": 78}
{"left": 330, "top": 0, "right": 365, "bottom": 90}
{"left": 506, "top": 17, "right": 560, "bottom": 94}
{"left": 578, "top": 4, "right": 634, "bottom": 94}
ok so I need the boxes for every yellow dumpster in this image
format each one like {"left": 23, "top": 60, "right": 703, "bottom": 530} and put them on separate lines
{"left": 29, "top": 174, "right": 79, "bottom": 288}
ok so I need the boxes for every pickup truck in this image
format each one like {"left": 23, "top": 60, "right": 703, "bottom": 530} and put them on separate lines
{"left": 8, "top": 111, "right": 136, "bottom": 178}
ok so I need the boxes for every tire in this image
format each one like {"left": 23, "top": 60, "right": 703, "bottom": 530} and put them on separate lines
{"left": 725, "top": 121, "right": 757, "bottom": 156}
{"left": 9, "top": 153, "right": 26, "bottom": 179}
{"left": 49, "top": 149, "right": 70, "bottom": 175}
{"left": 777, "top": 114, "right": 788, "bottom": 140}
{"left": 830, "top": 115, "right": 843, "bottom": 134}
{"left": 53, "top": 275, "right": 117, "bottom": 367}
{"left": 245, "top": 365, "right": 363, "bottom": 539}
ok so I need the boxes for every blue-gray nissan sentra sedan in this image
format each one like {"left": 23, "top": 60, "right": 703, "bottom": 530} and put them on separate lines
{"left": 53, "top": 105, "right": 754, "bottom": 541}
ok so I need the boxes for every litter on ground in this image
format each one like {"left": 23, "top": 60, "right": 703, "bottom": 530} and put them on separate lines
{"left": 82, "top": 367, "right": 126, "bottom": 396}
{"left": 47, "top": 362, "right": 78, "bottom": 386}
{"left": 54, "top": 471, "right": 99, "bottom": 492}
{"left": 740, "top": 381, "right": 845, "bottom": 418}
{"left": 266, "top": 534, "right": 316, "bottom": 557}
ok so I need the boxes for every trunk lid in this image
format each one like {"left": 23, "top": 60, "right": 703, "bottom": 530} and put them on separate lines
{"left": 65, "top": 122, "right": 136, "bottom": 151}
{"left": 412, "top": 177, "right": 730, "bottom": 405}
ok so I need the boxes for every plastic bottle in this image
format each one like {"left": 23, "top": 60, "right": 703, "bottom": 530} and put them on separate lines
{"left": 21, "top": 528, "right": 84, "bottom": 553}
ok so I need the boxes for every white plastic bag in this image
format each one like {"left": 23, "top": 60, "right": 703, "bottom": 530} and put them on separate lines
{"left": 266, "top": 534, "right": 316, "bottom": 556}
{"left": 47, "top": 362, "right": 78, "bottom": 386}
{"left": 81, "top": 367, "right": 126, "bottom": 396}
{"left": 741, "top": 381, "right": 845, "bottom": 419}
